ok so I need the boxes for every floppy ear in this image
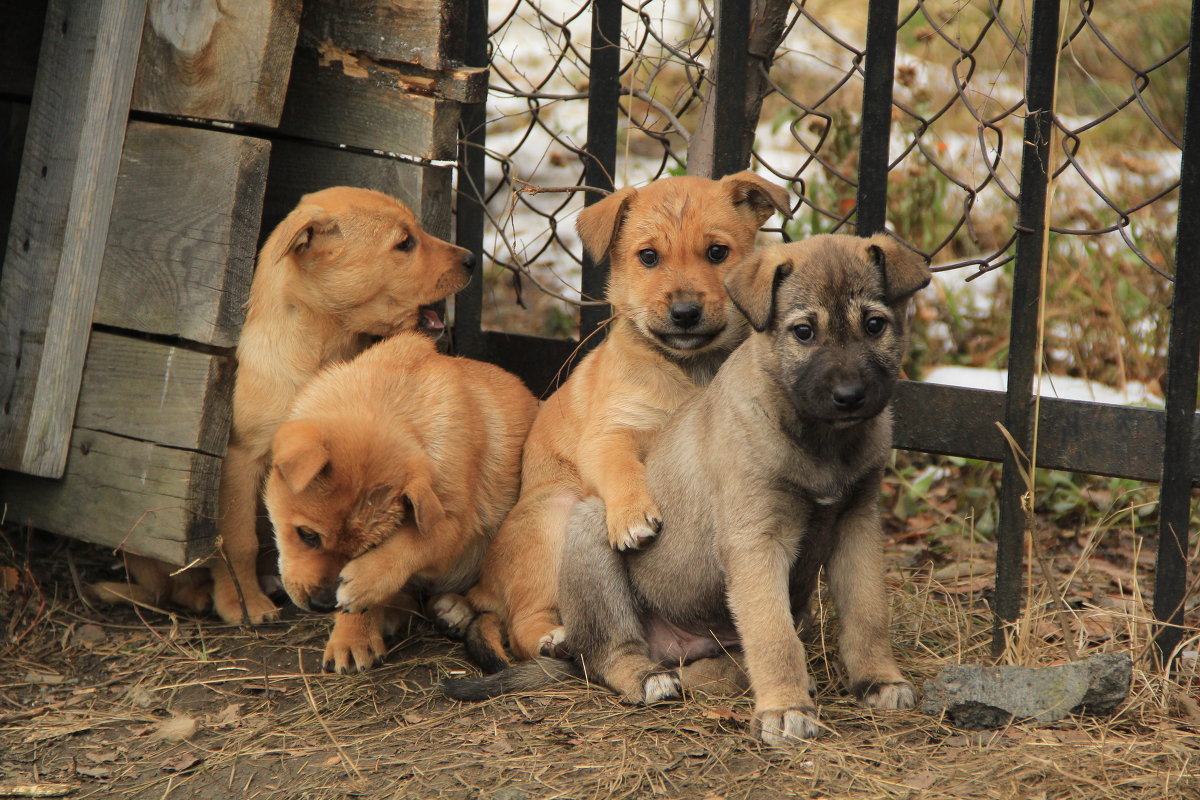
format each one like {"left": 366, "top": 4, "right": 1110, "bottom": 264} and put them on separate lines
{"left": 271, "top": 420, "right": 330, "bottom": 495}
{"left": 576, "top": 187, "right": 638, "bottom": 262}
{"left": 719, "top": 171, "right": 792, "bottom": 227}
{"left": 403, "top": 473, "right": 447, "bottom": 535}
{"left": 724, "top": 247, "right": 794, "bottom": 333}
{"left": 864, "top": 234, "right": 931, "bottom": 305}
{"left": 260, "top": 202, "right": 341, "bottom": 268}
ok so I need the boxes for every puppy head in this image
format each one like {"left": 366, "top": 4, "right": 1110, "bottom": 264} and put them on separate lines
{"left": 264, "top": 416, "right": 444, "bottom": 612}
{"left": 576, "top": 172, "right": 790, "bottom": 358}
{"left": 726, "top": 233, "right": 930, "bottom": 423}
{"left": 259, "top": 186, "right": 474, "bottom": 337}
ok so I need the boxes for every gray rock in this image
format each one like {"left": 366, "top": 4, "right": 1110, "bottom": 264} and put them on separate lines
{"left": 920, "top": 652, "right": 1131, "bottom": 729}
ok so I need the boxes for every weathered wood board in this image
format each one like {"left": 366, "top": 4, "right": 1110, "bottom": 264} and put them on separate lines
{"left": 299, "top": 0, "right": 467, "bottom": 70}
{"left": 132, "top": 0, "right": 302, "bottom": 126}
{"left": 0, "top": 0, "right": 149, "bottom": 478}
{"left": 92, "top": 122, "right": 269, "bottom": 348}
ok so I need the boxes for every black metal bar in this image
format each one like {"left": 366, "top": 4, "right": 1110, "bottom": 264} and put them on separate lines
{"left": 993, "top": 0, "right": 1062, "bottom": 656}
{"left": 854, "top": 0, "right": 900, "bottom": 235}
{"left": 708, "top": 0, "right": 751, "bottom": 178}
{"left": 578, "top": 0, "right": 621, "bottom": 348}
{"left": 1152, "top": 0, "right": 1200, "bottom": 666}
{"left": 451, "top": 0, "right": 489, "bottom": 359}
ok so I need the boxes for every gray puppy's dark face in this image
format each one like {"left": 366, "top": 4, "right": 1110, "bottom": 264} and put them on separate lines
{"left": 725, "top": 234, "right": 931, "bottom": 425}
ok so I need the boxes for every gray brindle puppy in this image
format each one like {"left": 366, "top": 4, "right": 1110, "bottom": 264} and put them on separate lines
{"left": 443, "top": 233, "right": 931, "bottom": 746}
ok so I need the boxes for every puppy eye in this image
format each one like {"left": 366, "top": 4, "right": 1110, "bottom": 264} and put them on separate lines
{"left": 864, "top": 316, "right": 888, "bottom": 336}
{"left": 395, "top": 235, "right": 416, "bottom": 252}
{"left": 638, "top": 249, "right": 659, "bottom": 267}
{"left": 792, "top": 324, "right": 814, "bottom": 342}
{"left": 296, "top": 526, "right": 321, "bottom": 549}
{"left": 706, "top": 244, "right": 729, "bottom": 264}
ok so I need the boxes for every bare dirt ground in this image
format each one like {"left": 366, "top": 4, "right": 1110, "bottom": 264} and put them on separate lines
{"left": 1, "top": 517, "right": 1197, "bottom": 800}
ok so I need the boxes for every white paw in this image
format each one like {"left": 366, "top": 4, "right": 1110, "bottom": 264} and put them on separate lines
{"left": 862, "top": 681, "right": 916, "bottom": 710}
{"left": 757, "top": 707, "right": 823, "bottom": 745}
{"left": 642, "top": 672, "right": 681, "bottom": 704}
{"left": 431, "top": 593, "right": 473, "bottom": 638}
{"left": 537, "top": 626, "right": 567, "bottom": 657}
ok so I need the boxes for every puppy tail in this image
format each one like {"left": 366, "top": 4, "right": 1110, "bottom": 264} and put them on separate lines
{"left": 463, "top": 611, "right": 511, "bottom": 674}
{"left": 441, "top": 658, "right": 580, "bottom": 702}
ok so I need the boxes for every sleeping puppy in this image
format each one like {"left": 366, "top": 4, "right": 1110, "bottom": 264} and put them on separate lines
{"left": 265, "top": 332, "right": 538, "bottom": 672}
{"left": 444, "top": 234, "right": 930, "bottom": 746}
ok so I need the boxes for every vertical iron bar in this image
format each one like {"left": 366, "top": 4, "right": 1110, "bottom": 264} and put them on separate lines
{"left": 992, "top": 0, "right": 1061, "bottom": 656}
{"left": 854, "top": 0, "right": 900, "bottom": 235}
{"left": 708, "top": 0, "right": 751, "bottom": 178}
{"left": 452, "top": 0, "right": 489, "bottom": 359}
{"left": 1152, "top": 0, "right": 1200, "bottom": 667}
{"left": 579, "top": 0, "right": 621, "bottom": 347}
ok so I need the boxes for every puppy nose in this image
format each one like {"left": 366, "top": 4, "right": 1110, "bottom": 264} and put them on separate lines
{"left": 460, "top": 251, "right": 476, "bottom": 272}
{"left": 308, "top": 585, "right": 338, "bottom": 613}
{"left": 832, "top": 383, "right": 866, "bottom": 411}
{"left": 669, "top": 302, "right": 702, "bottom": 329}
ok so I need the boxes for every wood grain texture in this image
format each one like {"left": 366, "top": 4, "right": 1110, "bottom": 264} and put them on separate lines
{"left": 132, "top": 0, "right": 302, "bottom": 126}
{"left": 300, "top": 0, "right": 467, "bottom": 70}
{"left": 0, "top": 428, "right": 219, "bottom": 565}
{"left": 0, "top": 0, "right": 48, "bottom": 96}
{"left": 0, "top": 0, "right": 149, "bottom": 478}
{"left": 92, "top": 122, "right": 269, "bottom": 347}
{"left": 76, "top": 331, "right": 234, "bottom": 456}
{"left": 278, "top": 44, "right": 462, "bottom": 161}
{"left": 262, "top": 141, "right": 452, "bottom": 241}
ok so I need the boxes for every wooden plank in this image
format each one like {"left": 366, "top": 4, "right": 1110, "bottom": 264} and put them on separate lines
{"left": 0, "top": 429, "right": 218, "bottom": 565}
{"left": 262, "top": 140, "right": 452, "bottom": 240}
{"left": 277, "top": 44, "right": 462, "bottom": 161}
{"left": 0, "top": 0, "right": 48, "bottom": 97}
{"left": 92, "top": 122, "right": 269, "bottom": 347}
{"left": 300, "top": 0, "right": 467, "bottom": 70}
{"left": 132, "top": 0, "right": 301, "bottom": 126}
{"left": 0, "top": 0, "right": 149, "bottom": 478}
{"left": 76, "top": 330, "right": 233, "bottom": 456}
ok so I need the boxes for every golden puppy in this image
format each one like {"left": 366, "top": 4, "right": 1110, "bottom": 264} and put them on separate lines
{"left": 265, "top": 332, "right": 538, "bottom": 672}
{"left": 462, "top": 172, "right": 790, "bottom": 668}
{"left": 91, "top": 187, "right": 473, "bottom": 623}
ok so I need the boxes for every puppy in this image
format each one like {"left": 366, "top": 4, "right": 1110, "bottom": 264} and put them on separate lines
{"left": 444, "top": 234, "right": 930, "bottom": 746}
{"left": 461, "top": 172, "right": 790, "bottom": 667}
{"left": 265, "top": 332, "right": 538, "bottom": 672}
{"left": 90, "top": 188, "right": 474, "bottom": 623}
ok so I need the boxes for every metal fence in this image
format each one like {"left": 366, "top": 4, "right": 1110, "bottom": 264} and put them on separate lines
{"left": 450, "top": 0, "right": 1197, "bottom": 664}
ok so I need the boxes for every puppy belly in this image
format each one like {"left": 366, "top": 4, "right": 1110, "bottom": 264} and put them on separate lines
{"left": 643, "top": 613, "right": 738, "bottom": 664}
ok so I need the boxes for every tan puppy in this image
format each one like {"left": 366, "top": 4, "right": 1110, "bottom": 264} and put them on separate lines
{"left": 91, "top": 188, "right": 474, "bottom": 623}
{"left": 265, "top": 332, "right": 538, "bottom": 672}
{"left": 462, "top": 172, "right": 790, "bottom": 668}
{"left": 444, "top": 234, "right": 930, "bottom": 746}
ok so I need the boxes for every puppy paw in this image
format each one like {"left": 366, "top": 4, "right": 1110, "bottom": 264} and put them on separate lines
{"left": 430, "top": 593, "right": 474, "bottom": 640}
{"left": 213, "top": 587, "right": 280, "bottom": 625}
{"left": 857, "top": 680, "right": 916, "bottom": 710}
{"left": 323, "top": 613, "right": 387, "bottom": 674}
{"left": 606, "top": 498, "right": 663, "bottom": 551}
{"left": 334, "top": 559, "right": 392, "bottom": 614}
{"left": 642, "top": 672, "right": 682, "bottom": 704}
{"left": 537, "top": 626, "right": 568, "bottom": 658}
{"left": 755, "top": 706, "right": 823, "bottom": 746}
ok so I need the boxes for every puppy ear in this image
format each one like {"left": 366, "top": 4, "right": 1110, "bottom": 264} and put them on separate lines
{"left": 271, "top": 420, "right": 330, "bottom": 494}
{"left": 576, "top": 187, "right": 638, "bottom": 262}
{"left": 724, "top": 247, "right": 793, "bottom": 332}
{"left": 261, "top": 203, "right": 341, "bottom": 268}
{"left": 865, "top": 234, "right": 931, "bottom": 305}
{"left": 404, "top": 473, "right": 447, "bottom": 535}
{"left": 720, "top": 171, "right": 792, "bottom": 226}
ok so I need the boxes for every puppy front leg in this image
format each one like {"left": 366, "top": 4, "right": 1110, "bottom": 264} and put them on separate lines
{"left": 335, "top": 523, "right": 453, "bottom": 613}
{"left": 827, "top": 499, "right": 914, "bottom": 710}
{"left": 725, "top": 533, "right": 821, "bottom": 744}
{"left": 212, "top": 441, "right": 280, "bottom": 624}
{"left": 578, "top": 428, "right": 662, "bottom": 551}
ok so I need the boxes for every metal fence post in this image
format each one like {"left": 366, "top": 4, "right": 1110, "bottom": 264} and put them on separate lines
{"left": 708, "top": 0, "right": 751, "bottom": 178}
{"left": 1152, "top": 0, "right": 1200, "bottom": 667}
{"left": 854, "top": 0, "right": 900, "bottom": 236}
{"left": 993, "top": 0, "right": 1062, "bottom": 656}
{"left": 579, "top": 0, "right": 621, "bottom": 348}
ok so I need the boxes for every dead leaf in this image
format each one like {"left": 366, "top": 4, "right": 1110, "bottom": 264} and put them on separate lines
{"left": 72, "top": 765, "right": 110, "bottom": 780}
{"left": 700, "top": 706, "right": 751, "bottom": 722}
{"left": 153, "top": 715, "right": 197, "bottom": 741}
{"left": 483, "top": 736, "right": 514, "bottom": 755}
{"left": 211, "top": 704, "right": 241, "bottom": 728}
{"left": 321, "top": 755, "right": 341, "bottom": 767}
{"left": 401, "top": 712, "right": 426, "bottom": 725}
{"left": 1178, "top": 693, "right": 1200, "bottom": 725}
{"left": 72, "top": 625, "right": 105, "bottom": 647}
{"left": 83, "top": 751, "right": 117, "bottom": 764}
{"left": 0, "top": 566, "right": 21, "bottom": 593}
{"left": 26, "top": 723, "right": 93, "bottom": 743}
{"left": 160, "top": 753, "right": 202, "bottom": 773}
{"left": 900, "top": 770, "right": 937, "bottom": 790}
{"left": 23, "top": 671, "right": 67, "bottom": 686}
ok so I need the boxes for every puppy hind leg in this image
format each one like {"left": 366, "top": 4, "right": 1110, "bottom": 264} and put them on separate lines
{"left": 212, "top": 443, "right": 279, "bottom": 624}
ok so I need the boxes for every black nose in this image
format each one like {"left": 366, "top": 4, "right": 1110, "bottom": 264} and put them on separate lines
{"left": 832, "top": 383, "right": 866, "bottom": 411}
{"left": 308, "top": 585, "right": 338, "bottom": 613}
{"left": 461, "top": 251, "right": 476, "bottom": 272}
{"left": 669, "top": 302, "right": 702, "bottom": 329}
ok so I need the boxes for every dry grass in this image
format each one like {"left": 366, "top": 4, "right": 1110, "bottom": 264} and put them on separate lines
{"left": 1, "top": 521, "right": 1196, "bottom": 800}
